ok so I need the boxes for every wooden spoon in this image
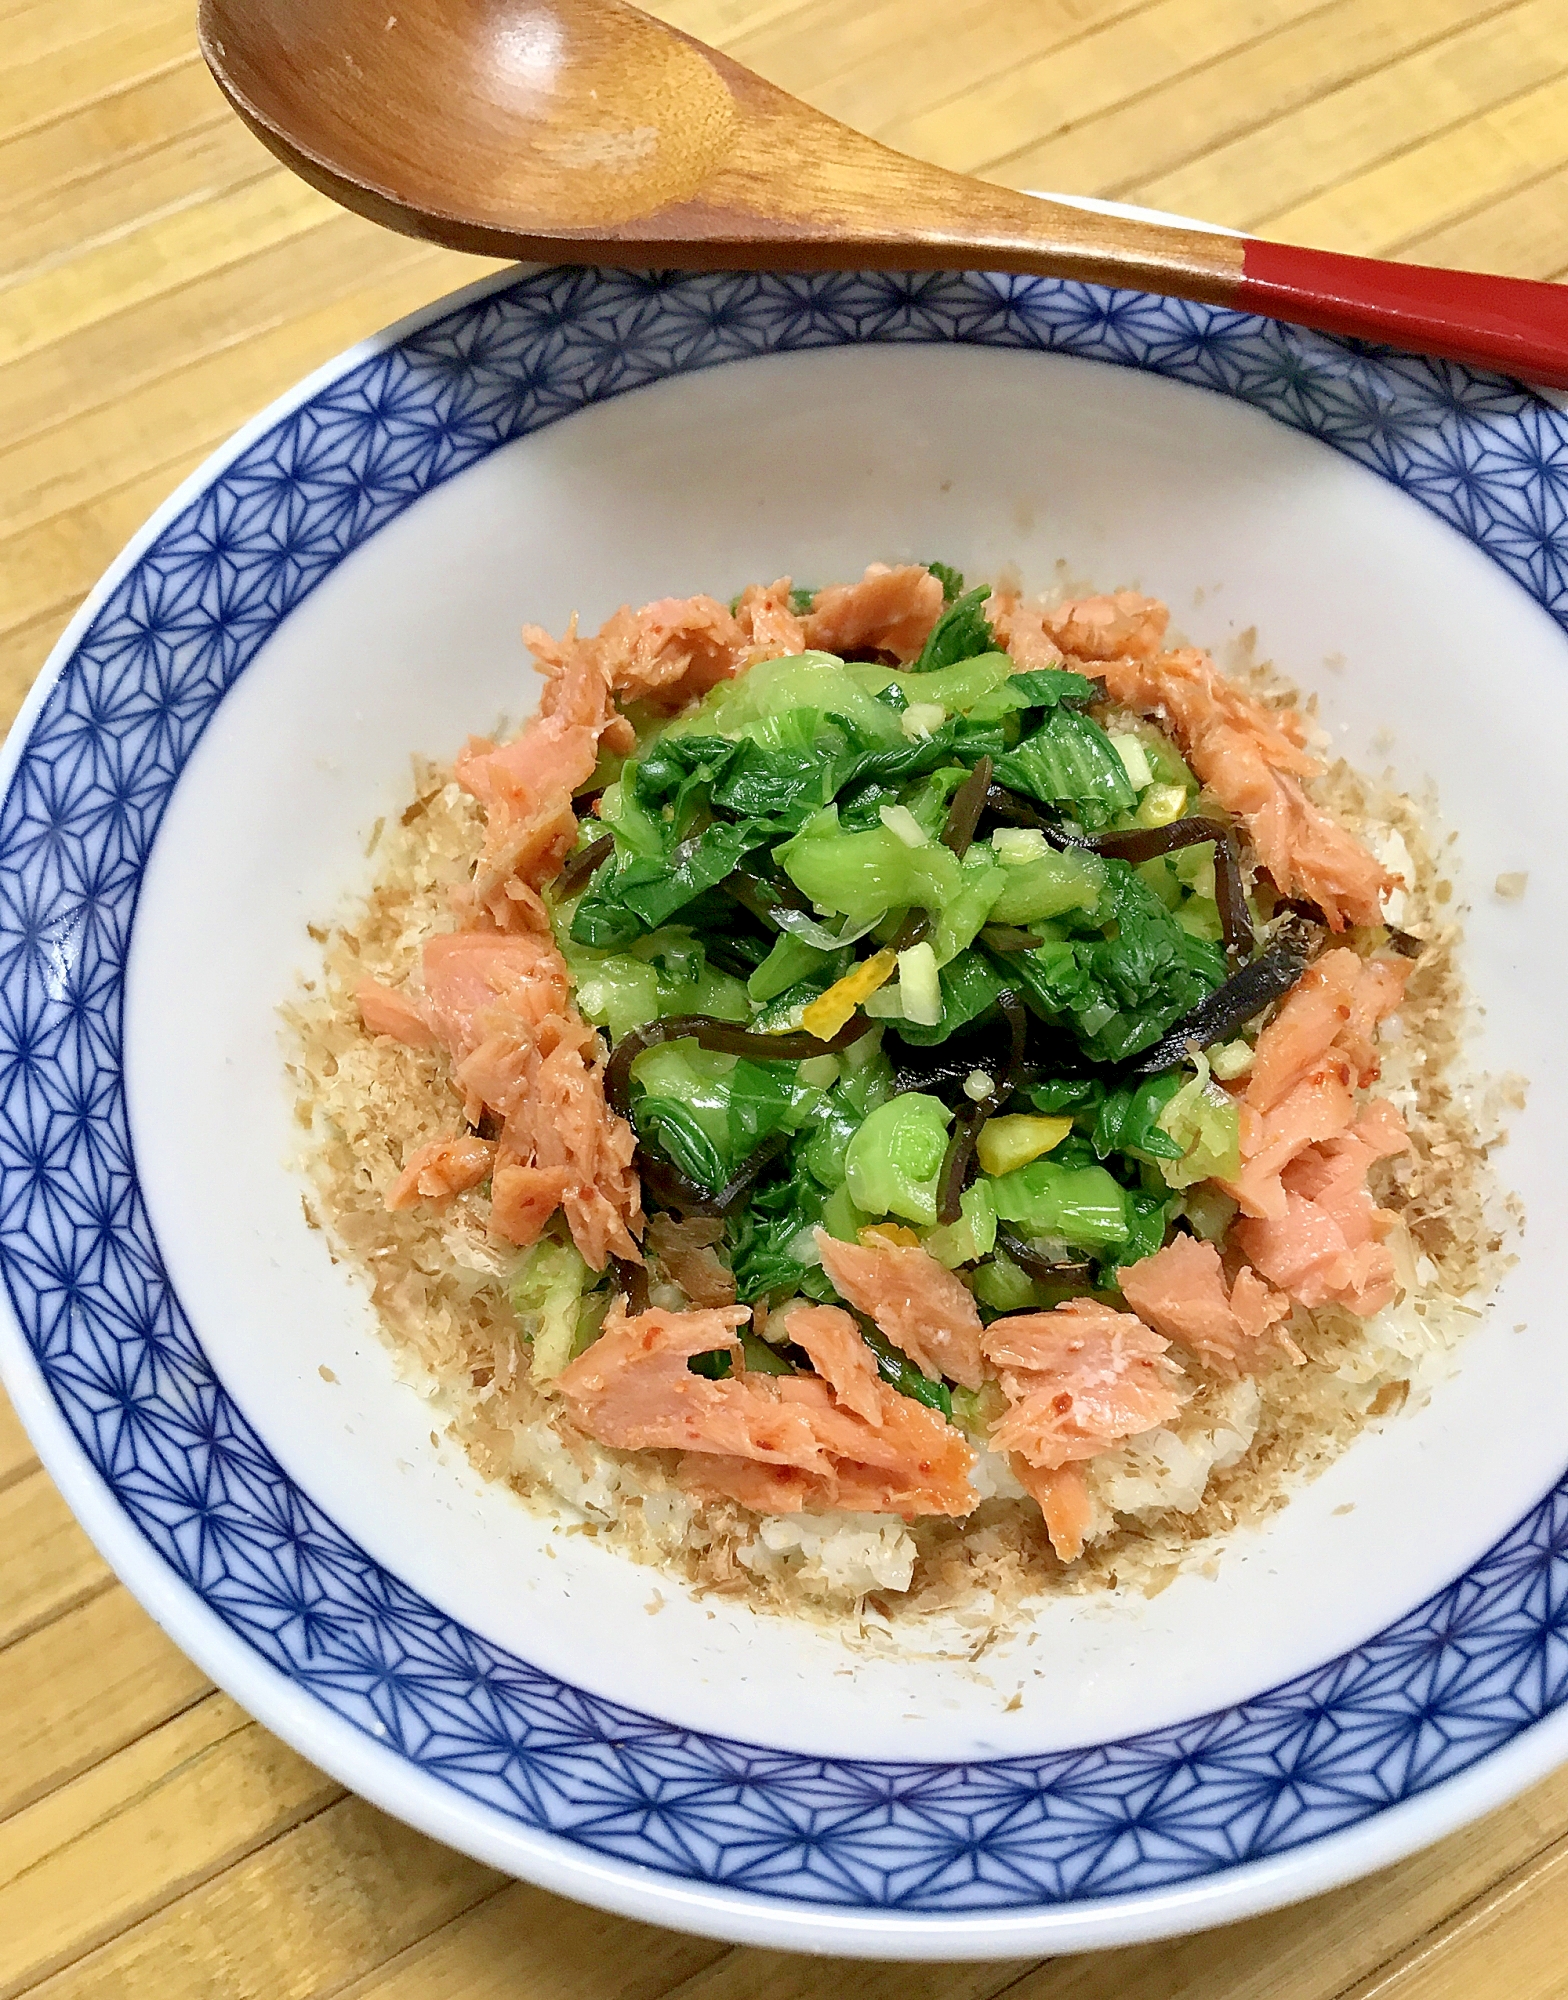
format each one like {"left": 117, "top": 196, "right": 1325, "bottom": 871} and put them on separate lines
{"left": 199, "top": 0, "right": 1568, "bottom": 388}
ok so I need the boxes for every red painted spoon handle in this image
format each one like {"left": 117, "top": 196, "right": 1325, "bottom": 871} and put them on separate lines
{"left": 1238, "top": 237, "right": 1568, "bottom": 388}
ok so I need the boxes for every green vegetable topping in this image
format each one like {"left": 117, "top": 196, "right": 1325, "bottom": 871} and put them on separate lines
{"left": 631, "top": 1041, "right": 822, "bottom": 1191}
{"left": 992, "top": 707, "right": 1139, "bottom": 830}
{"left": 985, "top": 1157, "right": 1132, "bottom": 1254}
{"left": 510, "top": 1239, "right": 596, "bottom": 1383}
{"left": 570, "top": 931, "right": 749, "bottom": 1040}
{"left": 1004, "top": 861, "right": 1226, "bottom": 1063}
{"left": 863, "top": 1328, "right": 954, "bottom": 1417}
{"left": 1154, "top": 1054, "right": 1242, "bottom": 1186}
{"left": 985, "top": 844, "right": 1107, "bottom": 925}
{"left": 910, "top": 586, "right": 995, "bottom": 674}
{"left": 844, "top": 1092, "right": 953, "bottom": 1227}
{"left": 922, "top": 1180, "right": 997, "bottom": 1267}
{"left": 774, "top": 806, "right": 963, "bottom": 925}
{"left": 528, "top": 559, "right": 1308, "bottom": 1358}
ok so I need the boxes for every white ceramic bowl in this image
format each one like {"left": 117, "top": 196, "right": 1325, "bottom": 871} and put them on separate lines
{"left": 3, "top": 257, "right": 1567, "bottom": 1959}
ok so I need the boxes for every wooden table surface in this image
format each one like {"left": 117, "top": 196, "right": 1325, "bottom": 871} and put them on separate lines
{"left": 4, "top": 2, "right": 1568, "bottom": 1994}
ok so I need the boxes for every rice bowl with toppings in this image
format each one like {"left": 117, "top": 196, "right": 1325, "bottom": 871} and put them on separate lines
{"left": 288, "top": 558, "right": 1519, "bottom": 1618}
{"left": 8, "top": 258, "right": 1568, "bottom": 1952}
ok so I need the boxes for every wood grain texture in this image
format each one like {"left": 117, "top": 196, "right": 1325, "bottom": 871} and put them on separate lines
{"left": 0, "top": 1586, "right": 212, "bottom": 1823}
{"left": 0, "top": 1471, "right": 114, "bottom": 1651}
{"left": 2, "top": 0, "right": 1566, "bottom": 1992}
{"left": 0, "top": 1384, "right": 36, "bottom": 1488}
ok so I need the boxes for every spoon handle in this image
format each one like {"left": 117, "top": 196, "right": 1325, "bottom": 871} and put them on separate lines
{"left": 196, "top": 0, "right": 1568, "bottom": 391}
{"left": 1235, "top": 238, "right": 1568, "bottom": 389}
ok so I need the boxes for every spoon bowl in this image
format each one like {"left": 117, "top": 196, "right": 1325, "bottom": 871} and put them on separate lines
{"left": 208, "top": 0, "right": 741, "bottom": 232}
{"left": 199, "top": 0, "right": 1568, "bottom": 388}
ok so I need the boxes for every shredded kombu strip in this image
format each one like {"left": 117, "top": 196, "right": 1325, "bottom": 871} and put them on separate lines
{"left": 934, "top": 991, "right": 1029, "bottom": 1224}
{"left": 1125, "top": 922, "right": 1319, "bottom": 1077}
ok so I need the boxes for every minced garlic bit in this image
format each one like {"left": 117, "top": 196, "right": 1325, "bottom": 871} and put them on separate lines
{"left": 963, "top": 1069, "right": 994, "bottom": 1100}
{"left": 895, "top": 940, "right": 942, "bottom": 1026}
{"left": 1494, "top": 871, "right": 1528, "bottom": 902}
{"left": 879, "top": 803, "right": 929, "bottom": 848}
{"left": 1208, "top": 1039, "right": 1254, "bottom": 1080}
{"left": 992, "top": 826, "right": 1048, "bottom": 866}
{"left": 900, "top": 701, "right": 945, "bottom": 740}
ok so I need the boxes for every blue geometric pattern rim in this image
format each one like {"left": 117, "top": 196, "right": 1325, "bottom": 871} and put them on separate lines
{"left": 4, "top": 266, "right": 1568, "bottom": 1914}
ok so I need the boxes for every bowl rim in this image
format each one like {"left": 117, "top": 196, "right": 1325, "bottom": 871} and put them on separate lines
{"left": 3, "top": 250, "right": 1568, "bottom": 1960}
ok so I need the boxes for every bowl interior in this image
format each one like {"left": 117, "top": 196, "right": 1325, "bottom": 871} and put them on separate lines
{"left": 122, "top": 338, "right": 1561, "bottom": 1762}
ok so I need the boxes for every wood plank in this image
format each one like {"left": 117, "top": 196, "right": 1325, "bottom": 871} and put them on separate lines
{"left": 7, "top": 0, "right": 187, "bottom": 74}
{"left": 1, "top": 1695, "right": 248, "bottom": 1880}
{"left": 651, "top": 0, "right": 820, "bottom": 52}
{"left": 881, "top": 0, "right": 1327, "bottom": 179}
{"left": 0, "top": 1383, "right": 36, "bottom": 1491}
{"left": 0, "top": 209, "right": 450, "bottom": 458}
{"left": 1342, "top": 1830, "right": 1568, "bottom": 1998}
{"left": 659, "top": 1950, "right": 1028, "bottom": 2000}
{"left": 0, "top": 12, "right": 197, "bottom": 143}
{"left": 1, "top": 116, "right": 273, "bottom": 289}
{"left": 0, "top": 1697, "right": 343, "bottom": 1995}
{"left": 1261, "top": 64, "right": 1568, "bottom": 256}
{"left": 27, "top": 1795, "right": 502, "bottom": 2000}
{"left": 0, "top": 1470, "right": 113, "bottom": 1651}
{"left": 1142, "top": 0, "right": 1568, "bottom": 233}
{"left": 0, "top": 168, "right": 340, "bottom": 369}
{"left": 724, "top": 0, "right": 1158, "bottom": 146}
{"left": 1398, "top": 164, "right": 1568, "bottom": 279}
{"left": 0, "top": 1585, "right": 212, "bottom": 1822}
{"left": 0, "top": 61, "right": 219, "bottom": 216}
{"left": 990, "top": 0, "right": 1514, "bottom": 211}
{"left": 0, "top": 247, "right": 502, "bottom": 541}
{"left": 340, "top": 1879, "right": 731, "bottom": 2000}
